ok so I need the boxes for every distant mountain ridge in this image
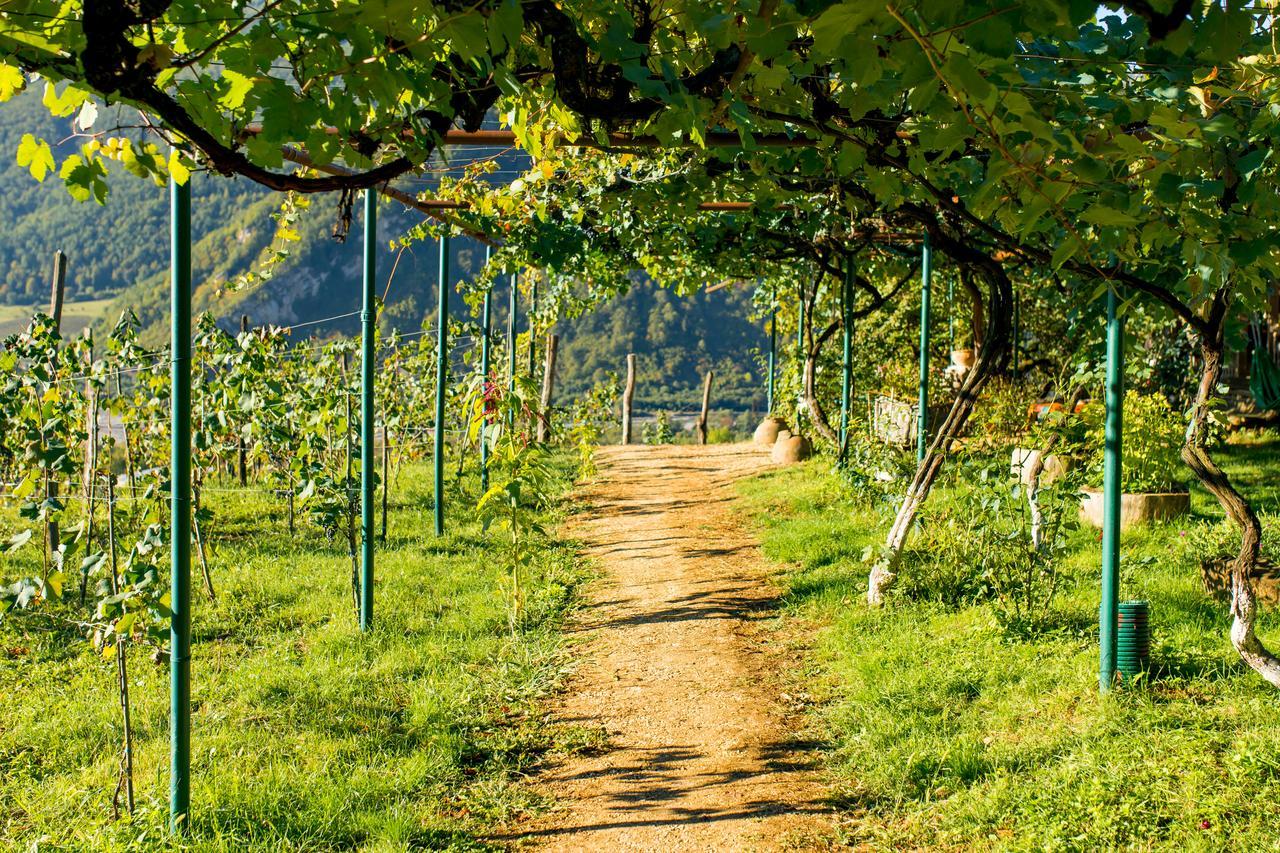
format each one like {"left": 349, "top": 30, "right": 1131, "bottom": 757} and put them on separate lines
{"left": 0, "top": 92, "right": 768, "bottom": 411}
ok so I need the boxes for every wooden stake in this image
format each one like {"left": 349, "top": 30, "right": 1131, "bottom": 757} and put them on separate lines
{"left": 621, "top": 353, "right": 636, "bottom": 445}
{"left": 237, "top": 314, "right": 249, "bottom": 487}
{"left": 46, "top": 250, "right": 66, "bottom": 560}
{"left": 536, "top": 332, "right": 559, "bottom": 443}
{"left": 48, "top": 250, "right": 66, "bottom": 327}
{"left": 696, "top": 370, "right": 715, "bottom": 445}
{"left": 105, "top": 475, "right": 135, "bottom": 817}
{"left": 80, "top": 336, "right": 98, "bottom": 604}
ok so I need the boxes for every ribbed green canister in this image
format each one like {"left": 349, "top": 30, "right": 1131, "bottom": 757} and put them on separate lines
{"left": 1116, "top": 600, "right": 1150, "bottom": 678}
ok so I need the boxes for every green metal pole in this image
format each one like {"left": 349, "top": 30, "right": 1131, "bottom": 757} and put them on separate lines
{"left": 947, "top": 276, "right": 955, "bottom": 349}
{"left": 434, "top": 235, "right": 450, "bottom": 537}
{"left": 359, "top": 190, "right": 376, "bottom": 631}
{"left": 766, "top": 307, "right": 776, "bottom": 414}
{"left": 507, "top": 269, "right": 518, "bottom": 432}
{"left": 1012, "top": 293, "right": 1021, "bottom": 380}
{"left": 480, "top": 245, "right": 492, "bottom": 493}
{"left": 797, "top": 281, "right": 805, "bottom": 357}
{"left": 1100, "top": 287, "right": 1124, "bottom": 693}
{"left": 840, "top": 263, "right": 853, "bottom": 460}
{"left": 168, "top": 175, "right": 192, "bottom": 835}
{"left": 527, "top": 274, "right": 538, "bottom": 379}
{"left": 917, "top": 232, "right": 932, "bottom": 463}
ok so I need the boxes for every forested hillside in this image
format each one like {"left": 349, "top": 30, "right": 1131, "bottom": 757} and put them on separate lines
{"left": 0, "top": 90, "right": 765, "bottom": 410}
{"left": 0, "top": 90, "right": 265, "bottom": 302}
{"left": 554, "top": 281, "right": 767, "bottom": 412}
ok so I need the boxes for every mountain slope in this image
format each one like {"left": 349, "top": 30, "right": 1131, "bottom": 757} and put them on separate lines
{"left": 0, "top": 94, "right": 767, "bottom": 410}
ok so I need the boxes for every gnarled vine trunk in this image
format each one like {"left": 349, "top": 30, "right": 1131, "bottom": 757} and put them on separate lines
{"left": 867, "top": 248, "right": 1013, "bottom": 604}
{"left": 1183, "top": 286, "right": 1280, "bottom": 687}
{"left": 803, "top": 319, "right": 841, "bottom": 446}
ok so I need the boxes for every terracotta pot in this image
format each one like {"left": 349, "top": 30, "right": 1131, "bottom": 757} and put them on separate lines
{"left": 1079, "top": 487, "right": 1190, "bottom": 529}
{"left": 950, "top": 348, "right": 976, "bottom": 369}
{"left": 753, "top": 416, "right": 788, "bottom": 447}
{"left": 771, "top": 434, "right": 812, "bottom": 464}
{"left": 1010, "top": 447, "right": 1073, "bottom": 486}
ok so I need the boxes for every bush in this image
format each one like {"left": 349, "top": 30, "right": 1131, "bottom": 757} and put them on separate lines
{"left": 838, "top": 428, "right": 914, "bottom": 509}
{"left": 898, "top": 455, "right": 1084, "bottom": 632}
{"left": 973, "top": 377, "right": 1033, "bottom": 449}
{"left": 706, "top": 425, "right": 733, "bottom": 444}
{"left": 1080, "top": 391, "right": 1187, "bottom": 492}
{"left": 641, "top": 411, "right": 674, "bottom": 445}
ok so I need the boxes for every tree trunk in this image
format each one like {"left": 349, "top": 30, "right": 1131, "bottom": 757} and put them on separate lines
{"left": 621, "top": 353, "right": 636, "bottom": 444}
{"left": 960, "top": 267, "right": 986, "bottom": 352}
{"left": 696, "top": 370, "right": 715, "bottom": 444}
{"left": 1025, "top": 385, "right": 1088, "bottom": 549}
{"left": 803, "top": 319, "right": 841, "bottom": 446}
{"left": 1183, "top": 286, "right": 1280, "bottom": 687}
{"left": 868, "top": 252, "right": 1013, "bottom": 605}
{"left": 536, "top": 332, "right": 559, "bottom": 443}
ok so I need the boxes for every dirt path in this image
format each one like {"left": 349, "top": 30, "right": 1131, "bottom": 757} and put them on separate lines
{"left": 509, "top": 443, "right": 832, "bottom": 852}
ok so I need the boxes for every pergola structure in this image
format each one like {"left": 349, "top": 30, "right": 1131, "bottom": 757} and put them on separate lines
{"left": 162, "top": 127, "right": 1131, "bottom": 832}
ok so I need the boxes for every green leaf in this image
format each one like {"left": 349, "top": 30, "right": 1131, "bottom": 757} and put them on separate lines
{"left": 220, "top": 70, "right": 255, "bottom": 110}
{"left": 16, "top": 133, "right": 54, "bottom": 182}
{"left": 1079, "top": 204, "right": 1138, "bottom": 227}
{"left": 1050, "top": 233, "right": 1082, "bottom": 270}
{"left": 3, "top": 529, "right": 32, "bottom": 553}
{"left": 168, "top": 150, "right": 191, "bottom": 185}
{"left": 811, "top": 3, "right": 875, "bottom": 58}
{"left": 60, "top": 154, "right": 109, "bottom": 204}
{"left": 42, "top": 82, "right": 88, "bottom": 117}
{"left": 0, "top": 63, "right": 25, "bottom": 101}
{"left": 943, "top": 55, "right": 994, "bottom": 110}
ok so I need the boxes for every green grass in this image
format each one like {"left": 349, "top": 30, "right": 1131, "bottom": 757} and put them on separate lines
{"left": 738, "top": 438, "right": 1280, "bottom": 850}
{"left": 0, "top": 297, "right": 115, "bottom": 337}
{"left": 0, "top": 458, "right": 592, "bottom": 851}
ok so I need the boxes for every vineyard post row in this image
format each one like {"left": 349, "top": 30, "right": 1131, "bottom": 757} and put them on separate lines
{"left": 908, "top": 233, "right": 1127, "bottom": 693}
{"left": 160, "top": 178, "right": 530, "bottom": 834}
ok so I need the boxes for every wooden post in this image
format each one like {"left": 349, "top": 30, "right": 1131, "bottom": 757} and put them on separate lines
{"left": 536, "top": 332, "right": 559, "bottom": 443}
{"left": 46, "top": 250, "right": 66, "bottom": 558}
{"left": 49, "top": 250, "right": 66, "bottom": 327}
{"left": 696, "top": 370, "right": 714, "bottom": 445}
{"left": 621, "top": 353, "right": 636, "bottom": 444}
{"left": 81, "top": 334, "right": 98, "bottom": 603}
{"left": 380, "top": 399, "right": 389, "bottom": 544}
{"left": 237, "top": 315, "right": 248, "bottom": 487}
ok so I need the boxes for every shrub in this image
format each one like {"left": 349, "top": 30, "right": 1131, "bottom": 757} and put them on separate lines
{"left": 898, "top": 455, "right": 1084, "bottom": 631}
{"left": 706, "top": 425, "right": 733, "bottom": 444}
{"left": 641, "top": 411, "right": 674, "bottom": 445}
{"left": 1080, "top": 391, "right": 1187, "bottom": 492}
{"left": 839, "top": 429, "right": 914, "bottom": 509}
{"left": 973, "top": 377, "right": 1033, "bottom": 449}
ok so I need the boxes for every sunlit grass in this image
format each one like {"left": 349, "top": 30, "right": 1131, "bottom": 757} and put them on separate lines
{"left": 0, "top": 457, "right": 589, "bottom": 851}
{"left": 738, "top": 441, "right": 1280, "bottom": 849}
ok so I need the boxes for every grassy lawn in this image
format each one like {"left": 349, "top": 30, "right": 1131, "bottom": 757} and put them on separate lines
{"left": 0, "top": 297, "right": 115, "bottom": 337}
{"left": 0, "top": 458, "right": 591, "bottom": 851}
{"left": 739, "top": 436, "right": 1280, "bottom": 850}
